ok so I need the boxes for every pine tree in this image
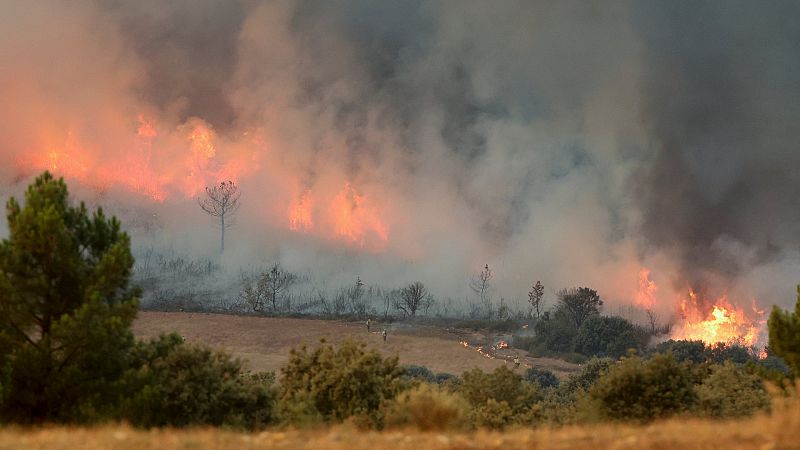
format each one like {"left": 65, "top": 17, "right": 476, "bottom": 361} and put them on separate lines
{"left": 0, "top": 172, "right": 139, "bottom": 423}
{"left": 768, "top": 286, "right": 800, "bottom": 375}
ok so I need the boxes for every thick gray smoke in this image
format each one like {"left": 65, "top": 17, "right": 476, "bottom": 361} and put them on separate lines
{"left": 1, "top": 0, "right": 799, "bottom": 314}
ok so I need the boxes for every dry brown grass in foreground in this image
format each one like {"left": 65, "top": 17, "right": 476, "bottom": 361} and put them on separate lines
{"left": 2, "top": 402, "right": 799, "bottom": 450}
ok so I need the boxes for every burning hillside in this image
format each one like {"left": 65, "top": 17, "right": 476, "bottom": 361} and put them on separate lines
{"left": 1, "top": 1, "right": 799, "bottom": 317}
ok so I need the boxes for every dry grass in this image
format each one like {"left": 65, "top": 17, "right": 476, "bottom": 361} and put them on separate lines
{"left": 2, "top": 404, "right": 798, "bottom": 450}
{"left": 133, "top": 312, "right": 580, "bottom": 377}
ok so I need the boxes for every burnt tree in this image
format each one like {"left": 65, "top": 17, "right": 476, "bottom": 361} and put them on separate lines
{"left": 198, "top": 180, "right": 241, "bottom": 254}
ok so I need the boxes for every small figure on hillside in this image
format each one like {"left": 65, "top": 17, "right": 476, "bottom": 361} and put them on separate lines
{"left": 513, "top": 356, "right": 520, "bottom": 369}
{"left": 382, "top": 328, "right": 387, "bottom": 342}
{"left": 367, "top": 318, "right": 371, "bottom": 333}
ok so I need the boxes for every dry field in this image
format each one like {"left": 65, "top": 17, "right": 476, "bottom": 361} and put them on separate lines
{"left": 132, "top": 312, "right": 580, "bottom": 377}
{"left": 2, "top": 408, "right": 799, "bottom": 450}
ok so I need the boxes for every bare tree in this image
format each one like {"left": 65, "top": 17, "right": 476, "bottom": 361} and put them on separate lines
{"left": 528, "top": 280, "right": 545, "bottom": 319}
{"left": 393, "top": 282, "right": 434, "bottom": 317}
{"left": 347, "top": 276, "right": 367, "bottom": 317}
{"left": 469, "top": 264, "right": 493, "bottom": 315}
{"left": 198, "top": 180, "right": 241, "bottom": 254}
{"left": 240, "top": 263, "right": 296, "bottom": 312}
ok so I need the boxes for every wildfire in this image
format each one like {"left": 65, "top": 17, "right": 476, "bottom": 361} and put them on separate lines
{"left": 497, "top": 340, "right": 509, "bottom": 349}
{"left": 329, "top": 182, "right": 388, "bottom": 247}
{"left": 670, "top": 288, "right": 764, "bottom": 347}
{"left": 635, "top": 268, "right": 657, "bottom": 309}
{"left": 288, "top": 191, "right": 314, "bottom": 231}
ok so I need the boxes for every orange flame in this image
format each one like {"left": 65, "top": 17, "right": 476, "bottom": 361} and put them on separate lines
{"left": 329, "top": 182, "right": 388, "bottom": 247}
{"left": 635, "top": 268, "right": 657, "bottom": 309}
{"left": 671, "top": 288, "right": 764, "bottom": 346}
{"left": 288, "top": 191, "right": 314, "bottom": 231}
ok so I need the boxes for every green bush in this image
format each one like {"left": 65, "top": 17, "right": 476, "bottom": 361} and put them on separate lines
{"left": 384, "top": 383, "right": 469, "bottom": 431}
{"left": 403, "top": 365, "right": 436, "bottom": 383}
{"left": 279, "top": 339, "right": 402, "bottom": 427}
{"left": 533, "top": 318, "right": 578, "bottom": 353}
{"left": 460, "top": 366, "right": 540, "bottom": 428}
{"left": 650, "top": 340, "right": 708, "bottom": 364}
{"left": 573, "top": 316, "right": 644, "bottom": 358}
{"left": 524, "top": 367, "right": 559, "bottom": 389}
{"left": 584, "top": 353, "right": 696, "bottom": 422}
{"left": 706, "top": 342, "right": 756, "bottom": 365}
{"left": 696, "top": 362, "right": 770, "bottom": 418}
{"left": 120, "top": 334, "right": 276, "bottom": 429}
{"left": 562, "top": 358, "right": 614, "bottom": 395}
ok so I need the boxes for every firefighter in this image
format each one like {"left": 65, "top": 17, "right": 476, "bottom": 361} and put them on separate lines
{"left": 513, "top": 355, "right": 521, "bottom": 370}
{"left": 382, "top": 328, "right": 387, "bottom": 342}
{"left": 366, "top": 318, "right": 371, "bottom": 333}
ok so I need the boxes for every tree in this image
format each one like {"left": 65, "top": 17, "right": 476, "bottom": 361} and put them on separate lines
{"left": 394, "top": 282, "right": 434, "bottom": 317}
{"left": 469, "top": 264, "right": 493, "bottom": 315}
{"left": 528, "top": 281, "right": 545, "bottom": 319}
{"left": 198, "top": 180, "right": 241, "bottom": 254}
{"left": 0, "top": 172, "right": 139, "bottom": 423}
{"left": 347, "top": 276, "right": 366, "bottom": 317}
{"left": 242, "top": 263, "right": 297, "bottom": 313}
{"left": 554, "top": 287, "right": 603, "bottom": 329}
{"left": 768, "top": 285, "right": 800, "bottom": 375}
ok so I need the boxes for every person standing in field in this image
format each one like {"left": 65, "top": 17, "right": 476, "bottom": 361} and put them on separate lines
{"left": 367, "top": 318, "right": 371, "bottom": 333}
{"left": 382, "top": 328, "right": 387, "bottom": 342}
{"left": 513, "top": 356, "right": 520, "bottom": 370}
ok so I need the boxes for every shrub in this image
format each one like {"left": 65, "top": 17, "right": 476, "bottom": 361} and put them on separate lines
{"left": 524, "top": 367, "right": 559, "bottom": 389}
{"left": 403, "top": 365, "right": 436, "bottom": 383}
{"left": 435, "top": 372, "right": 457, "bottom": 384}
{"left": 573, "top": 316, "right": 643, "bottom": 358}
{"left": 585, "top": 353, "right": 696, "bottom": 422}
{"left": 384, "top": 383, "right": 469, "bottom": 431}
{"left": 707, "top": 342, "right": 755, "bottom": 365}
{"left": 279, "top": 339, "right": 402, "bottom": 426}
{"left": 533, "top": 318, "right": 578, "bottom": 353}
{"left": 696, "top": 362, "right": 770, "bottom": 418}
{"left": 650, "top": 340, "right": 708, "bottom": 364}
{"left": 561, "top": 358, "right": 614, "bottom": 395}
{"left": 120, "top": 334, "right": 276, "bottom": 428}
{"left": 460, "top": 366, "right": 540, "bottom": 428}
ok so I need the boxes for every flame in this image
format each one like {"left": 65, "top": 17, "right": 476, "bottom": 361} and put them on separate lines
{"left": 635, "top": 268, "right": 657, "bottom": 309}
{"left": 329, "top": 182, "right": 388, "bottom": 247}
{"left": 671, "top": 288, "right": 764, "bottom": 346}
{"left": 288, "top": 191, "right": 314, "bottom": 231}
{"left": 497, "top": 340, "right": 509, "bottom": 349}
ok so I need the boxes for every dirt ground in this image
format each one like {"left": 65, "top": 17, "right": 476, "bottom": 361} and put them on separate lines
{"left": 133, "top": 312, "right": 580, "bottom": 378}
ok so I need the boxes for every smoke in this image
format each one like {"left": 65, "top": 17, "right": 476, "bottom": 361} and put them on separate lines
{"left": 1, "top": 0, "right": 799, "bottom": 313}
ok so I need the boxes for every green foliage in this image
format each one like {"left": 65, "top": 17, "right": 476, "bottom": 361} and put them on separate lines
{"left": 696, "top": 362, "right": 770, "bottom": 418}
{"left": 706, "top": 342, "right": 756, "bottom": 365}
{"left": 460, "top": 366, "right": 540, "bottom": 428}
{"left": 120, "top": 334, "right": 276, "bottom": 429}
{"left": 651, "top": 339, "right": 708, "bottom": 364}
{"left": 554, "top": 287, "right": 603, "bottom": 328}
{"left": 562, "top": 358, "right": 614, "bottom": 395}
{"left": 403, "top": 365, "right": 436, "bottom": 383}
{"left": 524, "top": 367, "right": 559, "bottom": 389}
{"left": 768, "top": 286, "right": 800, "bottom": 375}
{"left": 279, "top": 339, "right": 402, "bottom": 426}
{"left": 0, "top": 172, "right": 139, "bottom": 423}
{"left": 573, "top": 316, "right": 644, "bottom": 358}
{"left": 585, "top": 353, "right": 697, "bottom": 422}
{"left": 384, "top": 383, "right": 469, "bottom": 431}
{"left": 533, "top": 318, "right": 579, "bottom": 353}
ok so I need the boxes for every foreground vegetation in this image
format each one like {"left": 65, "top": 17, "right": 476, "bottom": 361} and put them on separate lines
{"left": 1, "top": 398, "right": 799, "bottom": 450}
